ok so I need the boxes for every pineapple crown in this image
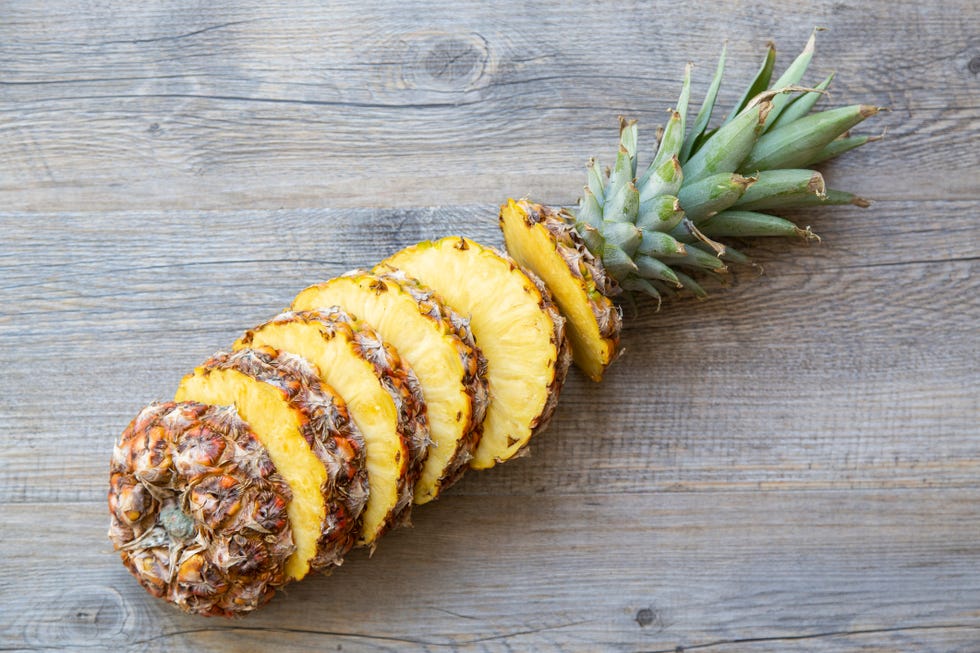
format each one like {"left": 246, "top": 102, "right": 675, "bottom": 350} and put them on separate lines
{"left": 572, "top": 31, "right": 881, "bottom": 303}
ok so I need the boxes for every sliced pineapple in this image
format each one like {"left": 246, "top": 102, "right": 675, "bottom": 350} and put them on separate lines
{"left": 234, "top": 308, "right": 429, "bottom": 547}
{"left": 292, "top": 272, "right": 488, "bottom": 504}
{"left": 381, "top": 237, "right": 571, "bottom": 469}
{"left": 500, "top": 199, "right": 622, "bottom": 382}
{"left": 175, "top": 346, "right": 368, "bottom": 581}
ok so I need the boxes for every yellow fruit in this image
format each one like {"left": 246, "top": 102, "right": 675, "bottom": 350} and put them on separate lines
{"left": 500, "top": 199, "right": 622, "bottom": 382}
{"left": 235, "top": 308, "right": 428, "bottom": 546}
{"left": 175, "top": 347, "right": 367, "bottom": 580}
{"left": 293, "top": 272, "right": 487, "bottom": 503}
{"left": 381, "top": 237, "right": 571, "bottom": 468}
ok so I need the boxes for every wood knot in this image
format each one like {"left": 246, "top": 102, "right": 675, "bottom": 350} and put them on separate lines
{"left": 24, "top": 586, "right": 130, "bottom": 648}
{"left": 635, "top": 606, "right": 665, "bottom": 630}
{"left": 635, "top": 607, "right": 655, "bottom": 626}
{"left": 968, "top": 54, "right": 980, "bottom": 75}
{"left": 400, "top": 31, "right": 490, "bottom": 92}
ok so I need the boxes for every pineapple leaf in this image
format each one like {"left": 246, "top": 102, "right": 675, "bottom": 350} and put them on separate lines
{"left": 680, "top": 43, "right": 727, "bottom": 164}
{"left": 732, "top": 169, "right": 826, "bottom": 211}
{"left": 763, "top": 30, "right": 818, "bottom": 128}
{"left": 740, "top": 104, "right": 880, "bottom": 172}
{"left": 682, "top": 101, "right": 770, "bottom": 184}
{"left": 723, "top": 42, "right": 776, "bottom": 125}
{"left": 770, "top": 71, "right": 835, "bottom": 129}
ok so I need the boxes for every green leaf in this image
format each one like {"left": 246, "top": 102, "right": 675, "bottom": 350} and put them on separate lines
{"left": 587, "top": 158, "right": 605, "bottom": 206}
{"left": 763, "top": 30, "right": 817, "bottom": 128}
{"left": 636, "top": 230, "right": 687, "bottom": 257}
{"left": 805, "top": 133, "right": 882, "bottom": 166}
{"left": 723, "top": 42, "right": 776, "bottom": 125}
{"left": 636, "top": 194, "right": 684, "bottom": 232}
{"left": 739, "top": 104, "right": 880, "bottom": 172}
{"left": 733, "top": 169, "right": 825, "bottom": 211}
{"left": 769, "top": 72, "right": 834, "bottom": 130}
{"left": 680, "top": 44, "right": 726, "bottom": 164}
{"left": 635, "top": 255, "right": 682, "bottom": 286}
{"left": 699, "top": 210, "right": 804, "bottom": 238}
{"left": 676, "top": 172, "right": 756, "bottom": 223}
{"left": 682, "top": 102, "right": 769, "bottom": 184}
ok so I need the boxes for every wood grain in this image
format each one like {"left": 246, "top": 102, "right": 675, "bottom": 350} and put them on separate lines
{"left": 1, "top": 1, "right": 977, "bottom": 212}
{"left": 1, "top": 1, "right": 978, "bottom": 651}
{"left": 2, "top": 491, "right": 978, "bottom": 652}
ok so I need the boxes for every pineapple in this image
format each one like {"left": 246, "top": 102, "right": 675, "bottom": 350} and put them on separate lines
{"left": 108, "top": 401, "right": 294, "bottom": 616}
{"left": 175, "top": 347, "right": 368, "bottom": 581}
{"left": 502, "top": 33, "right": 879, "bottom": 381}
{"left": 381, "top": 237, "right": 571, "bottom": 469}
{"left": 234, "top": 308, "right": 429, "bottom": 547}
{"left": 293, "top": 271, "right": 489, "bottom": 503}
{"left": 110, "top": 34, "right": 880, "bottom": 616}
{"left": 500, "top": 200, "right": 621, "bottom": 382}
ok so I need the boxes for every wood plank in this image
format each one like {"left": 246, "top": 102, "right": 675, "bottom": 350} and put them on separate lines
{"left": 1, "top": 1, "right": 976, "bottom": 212}
{"left": 2, "top": 490, "right": 978, "bottom": 652}
{"left": 0, "top": 205, "right": 976, "bottom": 504}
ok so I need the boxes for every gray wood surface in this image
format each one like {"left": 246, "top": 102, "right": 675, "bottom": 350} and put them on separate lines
{"left": 1, "top": 1, "right": 978, "bottom": 651}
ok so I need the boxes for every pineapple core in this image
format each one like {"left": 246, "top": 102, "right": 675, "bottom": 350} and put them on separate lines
{"left": 234, "top": 319, "right": 408, "bottom": 545}
{"left": 176, "top": 368, "right": 327, "bottom": 581}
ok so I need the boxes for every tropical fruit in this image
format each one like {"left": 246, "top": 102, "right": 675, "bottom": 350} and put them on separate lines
{"left": 234, "top": 308, "right": 429, "bottom": 547}
{"left": 292, "top": 272, "right": 488, "bottom": 502}
{"left": 502, "top": 33, "right": 878, "bottom": 381}
{"left": 110, "top": 34, "right": 879, "bottom": 617}
{"left": 381, "top": 237, "right": 571, "bottom": 469}
{"left": 107, "top": 401, "right": 294, "bottom": 616}
{"left": 174, "top": 347, "right": 368, "bottom": 580}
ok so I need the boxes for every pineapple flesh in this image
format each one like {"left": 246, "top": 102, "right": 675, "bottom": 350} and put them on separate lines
{"left": 292, "top": 272, "right": 488, "bottom": 503}
{"left": 381, "top": 237, "right": 571, "bottom": 468}
{"left": 108, "top": 401, "right": 295, "bottom": 616}
{"left": 234, "top": 308, "right": 429, "bottom": 546}
{"left": 175, "top": 347, "right": 368, "bottom": 581}
{"left": 500, "top": 199, "right": 622, "bottom": 382}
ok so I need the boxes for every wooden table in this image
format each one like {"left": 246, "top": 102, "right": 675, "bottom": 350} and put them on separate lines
{"left": 2, "top": 2, "right": 977, "bottom": 651}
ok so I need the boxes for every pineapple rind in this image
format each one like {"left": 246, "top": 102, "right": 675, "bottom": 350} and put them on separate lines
{"left": 175, "top": 346, "right": 368, "bottom": 580}
{"left": 381, "top": 237, "right": 571, "bottom": 469}
{"left": 108, "top": 401, "right": 294, "bottom": 617}
{"left": 293, "top": 273, "right": 488, "bottom": 503}
{"left": 235, "top": 308, "right": 429, "bottom": 546}
{"left": 500, "top": 198, "right": 622, "bottom": 382}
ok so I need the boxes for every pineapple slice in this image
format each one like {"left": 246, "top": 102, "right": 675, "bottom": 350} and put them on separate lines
{"left": 293, "top": 272, "right": 487, "bottom": 504}
{"left": 500, "top": 199, "right": 622, "bottom": 382}
{"left": 108, "top": 401, "right": 295, "bottom": 616}
{"left": 381, "top": 237, "right": 571, "bottom": 469}
{"left": 234, "top": 308, "right": 429, "bottom": 547}
{"left": 175, "top": 347, "right": 368, "bottom": 581}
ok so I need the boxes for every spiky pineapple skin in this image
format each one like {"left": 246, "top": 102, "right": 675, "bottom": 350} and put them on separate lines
{"left": 177, "top": 347, "right": 369, "bottom": 576}
{"left": 236, "top": 308, "right": 429, "bottom": 545}
{"left": 108, "top": 401, "right": 294, "bottom": 617}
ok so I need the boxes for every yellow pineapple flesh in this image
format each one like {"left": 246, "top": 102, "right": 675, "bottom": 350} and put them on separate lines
{"left": 175, "top": 347, "right": 368, "bottom": 580}
{"left": 381, "top": 237, "right": 571, "bottom": 468}
{"left": 500, "top": 199, "right": 622, "bottom": 382}
{"left": 292, "top": 272, "right": 487, "bottom": 504}
{"left": 234, "top": 309, "right": 429, "bottom": 546}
